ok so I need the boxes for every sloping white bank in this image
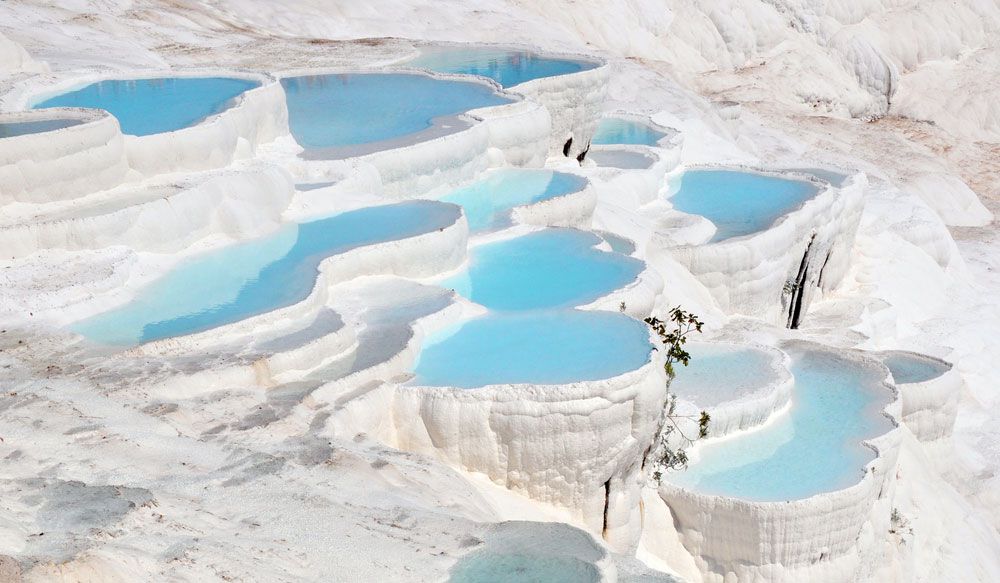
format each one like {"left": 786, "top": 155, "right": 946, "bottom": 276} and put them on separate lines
{"left": 0, "top": 166, "right": 294, "bottom": 259}
{"left": 660, "top": 168, "right": 866, "bottom": 327}
{"left": 15, "top": 70, "right": 288, "bottom": 179}
{"left": 511, "top": 61, "right": 610, "bottom": 160}
{"left": 0, "top": 109, "right": 130, "bottom": 204}
{"left": 656, "top": 345, "right": 902, "bottom": 583}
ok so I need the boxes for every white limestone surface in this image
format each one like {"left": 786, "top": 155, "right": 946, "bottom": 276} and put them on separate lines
{"left": 0, "top": 108, "right": 131, "bottom": 204}
{"left": 879, "top": 351, "right": 961, "bottom": 443}
{"left": 660, "top": 168, "right": 867, "bottom": 326}
{"left": 0, "top": 165, "right": 294, "bottom": 259}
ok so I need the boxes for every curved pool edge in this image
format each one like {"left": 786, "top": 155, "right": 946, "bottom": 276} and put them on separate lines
{"left": 876, "top": 350, "right": 960, "bottom": 442}
{"left": 655, "top": 341, "right": 903, "bottom": 582}
{"left": 13, "top": 68, "right": 289, "bottom": 179}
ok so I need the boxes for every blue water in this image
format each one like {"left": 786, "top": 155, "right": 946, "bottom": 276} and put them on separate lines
{"left": 441, "top": 169, "right": 587, "bottom": 232}
{"left": 671, "top": 343, "right": 780, "bottom": 407}
{"left": 74, "top": 202, "right": 460, "bottom": 346}
{"left": 0, "top": 118, "right": 84, "bottom": 138}
{"left": 281, "top": 73, "right": 512, "bottom": 152}
{"left": 882, "top": 352, "right": 950, "bottom": 384}
{"left": 441, "top": 229, "right": 643, "bottom": 311}
{"left": 668, "top": 349, "right": 894, "bottom": 501}
{"left": 33, "top": 77, "right": 260, "bottom": 136}
{"left": 591, "top": 118, "right": 666, "bottom": 146}
{"left": 408, "top": 47, "right": 597, "bottom": 88}
{"left": 669, "top": 169, "right": 820, "bottom": 242}
{"left": 411, "top": 311, "right": 652, "bottom": 388}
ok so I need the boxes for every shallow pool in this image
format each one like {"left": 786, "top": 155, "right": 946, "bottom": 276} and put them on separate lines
{"left": 450, "top": 553, "right": 599, "bottom": 583}
{"left": 410, "top": 310, "right": 652, "bottom": 388}
{"left": 588, "top": 149, "right": 655, "bottom": 170}
{"left": 881, "top": 352, "right": 950, "bottom": 384}
{"left": 667, "top": 348, "right": 894, "bottom": 501}
{"left": 74, "top": 202, "right": 460, "bottom": 345}
{"left": 407, "top": 47, "right": 597, "bottom": 88}
{"left": 0, "top": 118, "right": 84, "bottom": 138}
{"left": 440, "top": 169, "right": 587, "bottom": 232}
{"left": 441, "top": 229, "right": 642, "bottom": 311}
{"left": 669, "top": 169, "right": 820, "bottom": 242}
{"left": 591, "top": 118, "right": 666, "bottom": 146}
{"left": 33, "top": 77, "right": 260, "bottom": 136}
{"left": 281, "top": 73, "right": 512, "bottom": 156}
{"left": 670, "top": 343, "right": 781, "bottom": 407}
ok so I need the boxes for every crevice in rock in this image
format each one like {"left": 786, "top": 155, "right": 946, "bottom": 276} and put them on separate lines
{"left": 602, "top": 478, "right": 611, "bottom": 539}
{"left": 562, "top": 137, "right": 573, "bottom": 157}
{"left": 787, "top": 233, "right": 817, "bottom": 329}
{"left": 815, "top": 249, "right": 833, "bottom": 289}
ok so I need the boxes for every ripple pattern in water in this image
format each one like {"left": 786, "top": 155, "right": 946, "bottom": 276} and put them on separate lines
{"left": 74, "top": 202, "right": 460, "bottom": 346}
{"left": 669, "top": 169, "right": 819, "bottom": 242}
{"left": 34, "top": 77, "right": 260, "bottom": 136}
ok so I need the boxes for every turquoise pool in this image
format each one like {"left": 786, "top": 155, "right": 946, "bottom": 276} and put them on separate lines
{"left": 881, "top": 352, "right": 950, "bottom": 384}
{"left": 591, "top": 118, "right": 666, "bottom": 146}
{"left": 0, "top": 118, "right": 84, "bottom": 138}
{"left": 74, "top": 202, "right": 460, "bottom": 346}
{"left": 407, "top": 47, "right": 597, "bottom": 88}
{"left": 440, "top": 169, "right": 587, "bottom": 232}
{"left": 667, "top": 348, "right": 894, "bottom": 501}
{"left": 441, "top": 229, "right": 642, "bottom": 311}
{"left": 33, "top": 77, "right": 260, "bottom": 136}
{"left": 670, "top": 343, "right": 781, "bottom": 407}
{"left": 669, "top": 169, "right": 820, "bottom": 242}
{"left": 281, "top": 73, "right": 512, "bottom": 156}
{"left": 410, "top": 311, "right": 652, "bottom": 388}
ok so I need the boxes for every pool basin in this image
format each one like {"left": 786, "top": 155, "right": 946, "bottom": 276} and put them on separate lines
{"left": 440, "top": 229, "right": 643, "bottom": 311}
{"left": 407, "top": 46, "right": 598, "bottom": 88}
{"left": 668, "top": 169, "right": 821, "bottom": 242}
{"left": 591, "top": 117, "right": 666, "bottom": 146}
{"left": 33, "top": 76, "right": 261, "bottom": 136}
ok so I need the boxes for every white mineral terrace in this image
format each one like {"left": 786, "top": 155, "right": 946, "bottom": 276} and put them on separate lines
{"left": 0, "top": 4, "right": 998, "bottom": 583}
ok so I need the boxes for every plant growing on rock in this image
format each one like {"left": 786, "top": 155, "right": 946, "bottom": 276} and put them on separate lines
{"left": 644, "top": 306, "right": 710, "bottom": 481}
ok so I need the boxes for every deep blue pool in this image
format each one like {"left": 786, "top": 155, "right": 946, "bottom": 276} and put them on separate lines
{"left": 591, "top": 118, "right": 666, "bottom": 146}
{"left": 0, "top": 118, "right": 84, "bottom": 138}
{"left": 74, "top": 202, "right": 460, "bottom": 345}
{"left": 33, "top": 77, "right": 260, "bottom": 136}
{"left": 667, "top": 348, "right": 894, "bottom": 501}
{"left": 410, "top": 310, "right": 652, "bottom": 388}
{"left": 440, "top": 169, "right": 587, "bottom": 232}
{"left": 669, "top": 169, "right": 820, "bottom": 242}
{"left": 441, "top": 229, "right": 642, "bottom": 311}
{"left": 407, "top": 47, "right": 597, "bottom": 88}
{"left": 281, "top": 73, "right": 512, "bottom": 155}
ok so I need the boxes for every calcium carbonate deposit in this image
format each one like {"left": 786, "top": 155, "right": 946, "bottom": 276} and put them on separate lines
{"left": 0, "top": 2, "right": 998, "bottom": 582}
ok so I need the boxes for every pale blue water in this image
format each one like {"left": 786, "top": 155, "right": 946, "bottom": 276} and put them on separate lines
{"left": 882, "top": 352, "right": 950, "bottom": 384}
{"left": 74, "top": 202, "right": 460, "bottom": 346}
{"left": 450, "top": 554, "right": 599, "bottom": 583}
{"left": 671, "top": 343, "right": 779, "bottom": 407}
{"left": 411, "top": 311, "right": 652, "bottom": 388}
{"left": 441, "top": 229, "right": 643, "bottom": 311}
{"left": 441, "top": 169, "right": 587, "bottom": 232}
{"left": 668, "top": 349, "right": 894, "bottom": 501}
{"left": 408, "top": 47, "right": 597, "bottom": 88}
{"left": 281, "top": 73, "right": 512, "bottom": 152}
{"left": 669, "top": 169, "right": 820, "bottom": 242}
{"left": 33, "top": 77, "right": 260, "bottom": 136}
{"left": 591, "top": 118, "right": 666, "bottom": 146}
{"left": 0, "top": 118, "right": 83, "bottom": 138}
